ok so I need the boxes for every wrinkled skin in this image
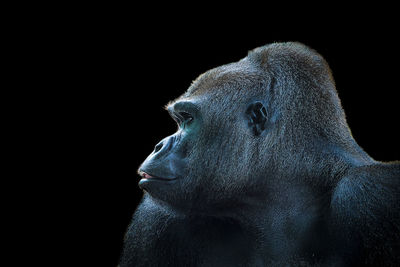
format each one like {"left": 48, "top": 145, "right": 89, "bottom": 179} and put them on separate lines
{"left": 120, "top": 42, "right": 400, "bottom": 266}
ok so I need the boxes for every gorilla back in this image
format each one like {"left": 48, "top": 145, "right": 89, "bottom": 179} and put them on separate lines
{"left": 120, "top": 42, "right": 400, "bottom": 266}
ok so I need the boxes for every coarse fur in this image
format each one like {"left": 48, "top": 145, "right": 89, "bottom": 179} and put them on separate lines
{"left": 120, "top": 42, "right": 400, "bottom": 266}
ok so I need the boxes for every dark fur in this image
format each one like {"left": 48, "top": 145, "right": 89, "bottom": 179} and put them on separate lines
{"left": 120, "top": 42, "right": 400, "bottom": 266}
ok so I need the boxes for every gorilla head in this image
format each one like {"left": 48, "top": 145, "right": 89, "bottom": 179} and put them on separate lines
{"left": 123, "top": 42, "right": 399, "bottom": 266}
{"left": 137, "top": 42, "right": 368, "bottom": 213}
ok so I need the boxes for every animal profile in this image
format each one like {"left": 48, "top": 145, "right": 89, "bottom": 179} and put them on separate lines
{"left": 120, "top": 42, "right": 399, "bottom": 266}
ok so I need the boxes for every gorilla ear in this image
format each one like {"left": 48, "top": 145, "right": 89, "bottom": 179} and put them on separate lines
{"left": 246, "top": 101, "right": 268, "bottom": 136}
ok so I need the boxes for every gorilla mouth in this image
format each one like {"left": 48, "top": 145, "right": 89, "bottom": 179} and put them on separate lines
{"left": 140, "top": 171, "right": 154, "bottom": 179}
{"left": 138, "top": 171, "right": 178, "bottom": 191}
{"left": 138, "top": 171, "right": 177, "bottom": 182}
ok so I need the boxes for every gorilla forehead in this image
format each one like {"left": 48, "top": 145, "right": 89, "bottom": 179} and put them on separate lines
{"left": 182, "top": 42, "right": 334, "bottom": 103}
{"left": 184, "top": 59, "right": 266, "bottom": 99}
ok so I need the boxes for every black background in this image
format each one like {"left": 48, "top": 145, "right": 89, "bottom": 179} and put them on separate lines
{"left": 55, "top": 19, "right": 399, "bottom": 266}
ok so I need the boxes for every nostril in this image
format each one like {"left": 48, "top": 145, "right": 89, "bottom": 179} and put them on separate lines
{"left": 154, "top": 142, "right": 163, "bottom": 153}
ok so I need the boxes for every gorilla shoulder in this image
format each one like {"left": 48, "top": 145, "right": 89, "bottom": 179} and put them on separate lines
{"left": 331, "top": 162, "right": 400, "bottom": 265}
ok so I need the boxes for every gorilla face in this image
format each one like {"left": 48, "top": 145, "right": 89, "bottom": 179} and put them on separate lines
{"left": 138, "top": 60, "right": 278, "bottom": 211}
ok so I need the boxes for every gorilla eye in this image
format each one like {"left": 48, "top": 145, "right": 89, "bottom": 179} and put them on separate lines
{"left": 178, "top": 112, "right": 193, "bottom": 126}
{"left": 167, "top": 101, "right": 199, "bottom": 128}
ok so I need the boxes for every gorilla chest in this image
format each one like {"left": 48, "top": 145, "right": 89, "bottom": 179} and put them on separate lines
{"left": 147, "top": 217, "right": 256, "bottom": 266}
{"left": 124, "top": 198, "right": 327, "bottom": 266}
{"left": 129, "top": 216, "right": 325, "bottom": 266}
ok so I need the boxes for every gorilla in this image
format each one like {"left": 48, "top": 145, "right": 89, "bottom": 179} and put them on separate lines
{"left": 120, "top": 42, "right": 399, "bottom": 266}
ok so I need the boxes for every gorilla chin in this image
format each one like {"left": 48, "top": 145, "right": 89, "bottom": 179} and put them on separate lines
{"left": 120, "top": 42, "right": 400, "bottom": 267}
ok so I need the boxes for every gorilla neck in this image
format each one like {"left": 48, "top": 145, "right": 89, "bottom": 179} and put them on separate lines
{"left": 228, "top": 180, "right": 329, "bottom": 260}
{"left": 229, "top": 147, "right": 374, "bottom": 261}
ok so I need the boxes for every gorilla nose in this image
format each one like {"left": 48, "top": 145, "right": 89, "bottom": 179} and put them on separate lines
{"left": 154, "top": 142, "right": 164, "bottom": 153}
{"left": 152, "top": 136, "right": 175, "bottom": 156}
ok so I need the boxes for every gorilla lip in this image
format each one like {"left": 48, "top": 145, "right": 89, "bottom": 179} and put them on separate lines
{"left": 140, "top": 171, "right": 153, "bottom": 179}
{"left": 139, "top": 171, "right": 177, "bottom": 181}
{"left": 138, "top": 171, "right": 178, "bottom": 190}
